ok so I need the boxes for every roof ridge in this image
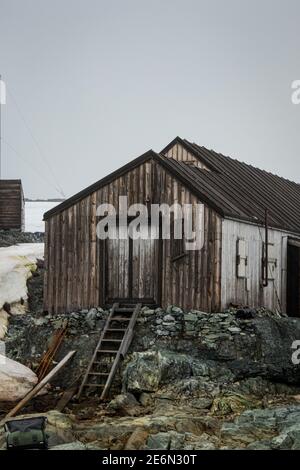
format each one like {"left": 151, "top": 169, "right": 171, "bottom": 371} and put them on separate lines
{"left": 186, "top": 139, "right": 300, "bottom": 188}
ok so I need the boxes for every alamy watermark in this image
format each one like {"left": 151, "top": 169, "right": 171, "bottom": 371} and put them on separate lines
{"left": 0, "top": 341, "right": 6, "bottom": 364}
{"left": 0, "top": 79, "right": 6, "bottom": 105}
{"left": 96, "top": 196, "right": 205, "bottom": 251}
{"left": 292, "top": 340, "right": 300, "bottom": 365}
{"left": 291, "top": 80, "right": 300, "bottom": 104}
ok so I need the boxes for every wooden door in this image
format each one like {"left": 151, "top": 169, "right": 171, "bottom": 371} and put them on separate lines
{"left": 105, "top": 222, "right": 160, "bottom": 304}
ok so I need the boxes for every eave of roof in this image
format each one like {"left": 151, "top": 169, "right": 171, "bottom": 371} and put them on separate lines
{"left": 43, "top": 150, "right": 156, "bottom": 220}
{"left": 0, "top": 179, "right": 23, "bottom": 184}
{"left": 44, "top": 136, "right": 300, "bottom": 235}
{"left": 44, "top": 147, "right": 233, "bottom": 220}
{"left": 161, "top": 137, "right": 300, "bottom": 234}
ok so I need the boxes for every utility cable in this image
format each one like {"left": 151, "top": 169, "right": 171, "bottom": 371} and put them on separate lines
{"left": 2, "top": 138, "right": 64, "bottom": 196}
{"left": 6, "top": 86, "right": 66, "bottom": 198}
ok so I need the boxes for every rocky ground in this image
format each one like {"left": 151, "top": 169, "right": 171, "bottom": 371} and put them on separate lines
{"left": 0, "top": 230, "right": 44, "bottom": 248}
{"left": 2, "top": 277, "right": 300, "bottom": 450}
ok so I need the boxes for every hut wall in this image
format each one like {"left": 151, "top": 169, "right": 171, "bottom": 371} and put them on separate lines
{"left": 164, "top": 142, "right": 210, "bottom": 169}
{"left": 220, "top": 219, "right": 292, "bottom": 313}
{"left": 0, "top": 180, "right": 24, "bottom": 231}
{"left": 153, "top": 162, "right": 222, "bottom": 312}
{"left": 44, "top": 159, "right": 222, "bottom": 313}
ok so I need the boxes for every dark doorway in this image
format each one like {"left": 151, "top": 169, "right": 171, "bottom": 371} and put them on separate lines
{"left": 287, "top": 243, "right": 300, "bottom": 317}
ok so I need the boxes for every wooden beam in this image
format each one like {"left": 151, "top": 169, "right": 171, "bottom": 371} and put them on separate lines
{"left": 288, "top": 238, "right": 300, "bottom": 249}
{"left": 56, "top": 386, "right": 77, "bottom": 412}
{"left": 2, "top": 351, "right": 76, "bottom": 421}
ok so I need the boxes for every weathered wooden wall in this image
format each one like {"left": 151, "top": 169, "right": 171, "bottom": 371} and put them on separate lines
{"left": 165, "top": 142, "right": 210, "bottom": 169}
{"left": 0, "top": 180, "right": 24, "bottom": 231}
{"left": 164, "top": 141, "right": 300, "bottom": 314}
{"left": 44, "top": 159, "right": 222, "bottom": 313}
{"left": 153, "top": 162, "right": 222, "bottom": 312}
{"left": 220, "top": 219, "right": 296, "bottom": 313}
{"left": 45, "top": 139, "right": 300, "bottom": 316}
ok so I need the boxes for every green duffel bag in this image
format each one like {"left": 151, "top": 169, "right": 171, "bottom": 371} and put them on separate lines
{"left": 4, "top": 416, "right": 48, "bottom": 450}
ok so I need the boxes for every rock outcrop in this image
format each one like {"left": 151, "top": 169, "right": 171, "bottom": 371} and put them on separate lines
{"left": 2, "top": 304, "right": 300, "bottom": 450}
{"left": 6, "top": 305, "right": 300, "bottom": 389}
{"left": 134, "top": 306, "right": 300, "bottom": 385}
{"left": 2, "top": 403, "right": 300, "bottom": 451}
{"left": 0, "top": 355, "right": 37, "bottom": 402}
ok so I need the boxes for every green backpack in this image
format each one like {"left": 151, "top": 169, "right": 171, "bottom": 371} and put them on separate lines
{"left": 4, "top": 417, "right": 48, "bottom": 450}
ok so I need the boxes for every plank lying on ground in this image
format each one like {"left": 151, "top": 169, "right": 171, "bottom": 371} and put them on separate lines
{"left": 56, "top": 373, "right": 82, "bottom": 412}
{"left": 55, "top": 386, "right": 77, "bottom": 412}
{"left": 2, "top": 351, "right": 76, "bottom": 421}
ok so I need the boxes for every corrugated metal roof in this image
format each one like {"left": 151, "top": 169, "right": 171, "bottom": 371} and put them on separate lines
{"left": 45, "top": 137, "right": 300, "bottom": 235}
{"left": 163, "top": 137, "right": 300, "bottom": 234}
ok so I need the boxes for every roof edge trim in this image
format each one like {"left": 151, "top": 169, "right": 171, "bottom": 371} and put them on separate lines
{"left": 43, "top": 150, "right": 156, "bottom": 220}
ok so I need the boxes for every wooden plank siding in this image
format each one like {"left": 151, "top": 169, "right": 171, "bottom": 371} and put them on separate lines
{"left": 153, "top": 163, "right": 222, "bottom": 312}
{"left": 220, "top": 219, "right": 292, "bottom": 313}
{"left": 44, "top": 159, "right": 222, "bottom": 313}
{"left": 163, "top": 141, "right": 300, "bottom": 315}
{"left": 44, "top": 141, "right": 299, "bottom": 316}
{"left": 165, "top": 142, "right": 210, "bottom": 169}
{"left": 0, "top": 180, "right": 24, "bottom": 231}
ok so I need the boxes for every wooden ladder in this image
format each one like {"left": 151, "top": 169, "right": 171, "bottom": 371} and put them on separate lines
{"left": 77, "top": 302, "right": 142, "bottom": 400}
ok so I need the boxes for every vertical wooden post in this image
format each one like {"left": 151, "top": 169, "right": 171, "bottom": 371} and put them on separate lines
{"left": 263, "top": 208, "right": 269, "bottom": 287}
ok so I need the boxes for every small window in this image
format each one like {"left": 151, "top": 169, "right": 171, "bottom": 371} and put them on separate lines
{"left": 171, "top": 217, "right": 186, "bottom": 261}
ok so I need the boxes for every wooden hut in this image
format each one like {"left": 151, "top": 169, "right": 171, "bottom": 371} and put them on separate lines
{"left": 0, "top": 179, "right": 24, "bottom": 231}
{"left": 43, "top": 137, "right": 300, "bottom": 316}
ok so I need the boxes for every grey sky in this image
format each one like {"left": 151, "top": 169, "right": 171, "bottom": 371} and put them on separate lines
{"left": 0, "top": 0, "right": 299, "bottom": 199}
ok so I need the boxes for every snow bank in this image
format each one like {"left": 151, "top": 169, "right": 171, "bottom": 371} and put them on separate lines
{"left": 0, "top": 243, "right": 44, "bottom": 314}
{"left": 25, "top": 201, "right": 58, "bottom": 232}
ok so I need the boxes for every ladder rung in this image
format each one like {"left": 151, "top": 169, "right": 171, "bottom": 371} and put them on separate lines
{"left": 84, "top": 383, "right": 104, "bottom": 388}
{"left": 97, "top": 349, "right": 118, "bottom": 354}
{"left": 102, "top": 339, "right": 122, "bottom": 342}
{"left": 88, "top": 372, "right": 109, "bottom": 376}
{"left": 106, "top": 328, "right": 127, "bottom": 332}
{"left": 114, "top": 308, "right": 134, "bottom": 313}
{"left": 110, "top": 317, "right": 131, "bottom": 322}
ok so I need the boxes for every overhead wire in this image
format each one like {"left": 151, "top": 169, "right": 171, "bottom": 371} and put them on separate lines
{"left": 2, "top": 138, "right": 64, "bottom": 196}
{"left": 6, "top": 85, "right": 66, "bottom": 198}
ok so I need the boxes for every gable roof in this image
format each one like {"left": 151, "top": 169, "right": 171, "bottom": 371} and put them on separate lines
{"left": 44, "top": 138, "right": 300, "bottom": 235}
{"left": 44, "top": 150, "right": 155, "bottom": 220}
{"left": 0, "top": 179, "right": 24, "bottom": 198}
{"left": 44, "top": 147, "right": 238, "bottom": 220}
{"left": 161, "top": 137, "right": 300, "bottom": 234}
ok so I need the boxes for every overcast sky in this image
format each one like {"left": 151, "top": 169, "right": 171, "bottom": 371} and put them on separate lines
{"left": 0, "top": 0, "right": 299, "bottom": 199}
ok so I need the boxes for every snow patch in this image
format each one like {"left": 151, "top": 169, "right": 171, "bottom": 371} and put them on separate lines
{"left": 0, "top": 243, "right": 44, "bottom": 317}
